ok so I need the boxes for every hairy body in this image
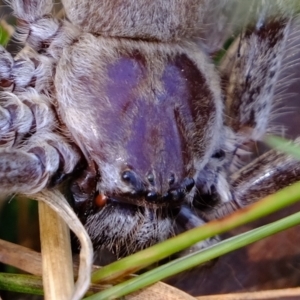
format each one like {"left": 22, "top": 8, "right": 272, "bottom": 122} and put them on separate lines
{"left": 1, "top": 0, "right": 300, "bottom": 257}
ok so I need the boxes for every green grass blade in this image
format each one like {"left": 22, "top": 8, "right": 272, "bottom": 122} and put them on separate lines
{"left": 0, "top": 273, "right": 43, "bottom": 295}
{"left": 265, "top": 135, "right": 300, "bottom": 160}
{"left": 91, "top": 180, "right": 300, "bottom": 284}
{"left": 0, "top": 23, "right": 11, "bottom": 46}
{"left": 86, "top": 211, "right": 300, "bottom": 300}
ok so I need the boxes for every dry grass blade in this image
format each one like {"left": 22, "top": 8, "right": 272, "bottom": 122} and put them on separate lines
{"left": 196, "top": 287, "right": 300, "bottom": 300}
{"left": 0, "top": 238, "right": 101, "bottom": 276}
{"left": 32, "top": 190, "right": 93, "bottom": 300}
{"left": 39, "top": 201, "right": 74, "bottom": 299}
{"left": 126, "top": 281, "right": 197, "bottom": 300}
{"left": 0, "top": 239, "right": 194, "bottom": 299}
{"left": 56, "top": 7, "right": 66, "bottom": 19}
{"left": 0, "top": 239, "right": 42, "bottom": 276}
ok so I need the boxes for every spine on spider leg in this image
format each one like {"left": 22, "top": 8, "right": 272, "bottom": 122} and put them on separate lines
{"left": 221, "top": 4, "right": 300, "bottom": 144}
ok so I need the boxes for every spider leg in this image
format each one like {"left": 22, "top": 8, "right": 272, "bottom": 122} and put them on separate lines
{"left": 0, "top": 91, "right": 34, "bottom": 147}
{"left": 0, "top": 132, "right": 81, "bottom": 195}
{"left": 0, "top": 1, "right": 83, "bottom": 196}
{"left": 0, "top": 89, "right": 81, "bottom": 195}
{"left": 10, "top": 0, "right": 57, "bottom": 49}
{"left": 9, "top": 0, "right": 80, "bottom": 58}
{"left": 221, "top": 8, "right": 300, "bottom": 143}
{"left": 5, "top": 0, "right": 80, "bottom": 98}
{"left": 176, "top": 205, "right": 220, "bottom": 253}
{"left": 0, "top": 45, "right": 54, "bottom": 93}
{"left": 71, "top": 162, "right": 98, "bottom": 218}
{"left": 203, "top": 8, "right": 300, "bottom": 219}
{"left": 193, "top": 6, "right": 300, "bottom": 216}
{"left": 203, "top": 144, "right": 300, "bottom": 220}
{"left": 230, "top": 142, "right": 300, "bottom": 208}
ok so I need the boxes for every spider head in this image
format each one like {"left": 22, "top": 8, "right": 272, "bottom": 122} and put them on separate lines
{"left": 71, "top": 169, "right": 193, "bottom": 257}
{"left": 57, "top": 31, "right": 225, "bottom": 256}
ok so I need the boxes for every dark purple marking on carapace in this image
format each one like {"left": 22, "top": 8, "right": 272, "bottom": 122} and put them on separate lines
{"left": 95, "top": 52, "right": 215, "bottom": 193}
{"left": 61, "top": 41, "right": 217, "bottom": 195}
{"left": 106, "top": 57, "right": 142, "bottom": 117}
{"left": 103, "top": 55, "right": 189, "bottom": 185}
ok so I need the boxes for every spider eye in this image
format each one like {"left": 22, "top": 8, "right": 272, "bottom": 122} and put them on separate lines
{"left": 122, "top": 170, "right": 135, "bottom": 183}
{"left": 121, "top": 170, "right": 145, "bottom": 193}
{"left": 146, "top": 191, "right": 158, "bottom": 202}
{"left": 147, "top": 173, "right": 155, "bottom": 184}
{"left": 212, "top": 150, "right": 225, "bottom": 160}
